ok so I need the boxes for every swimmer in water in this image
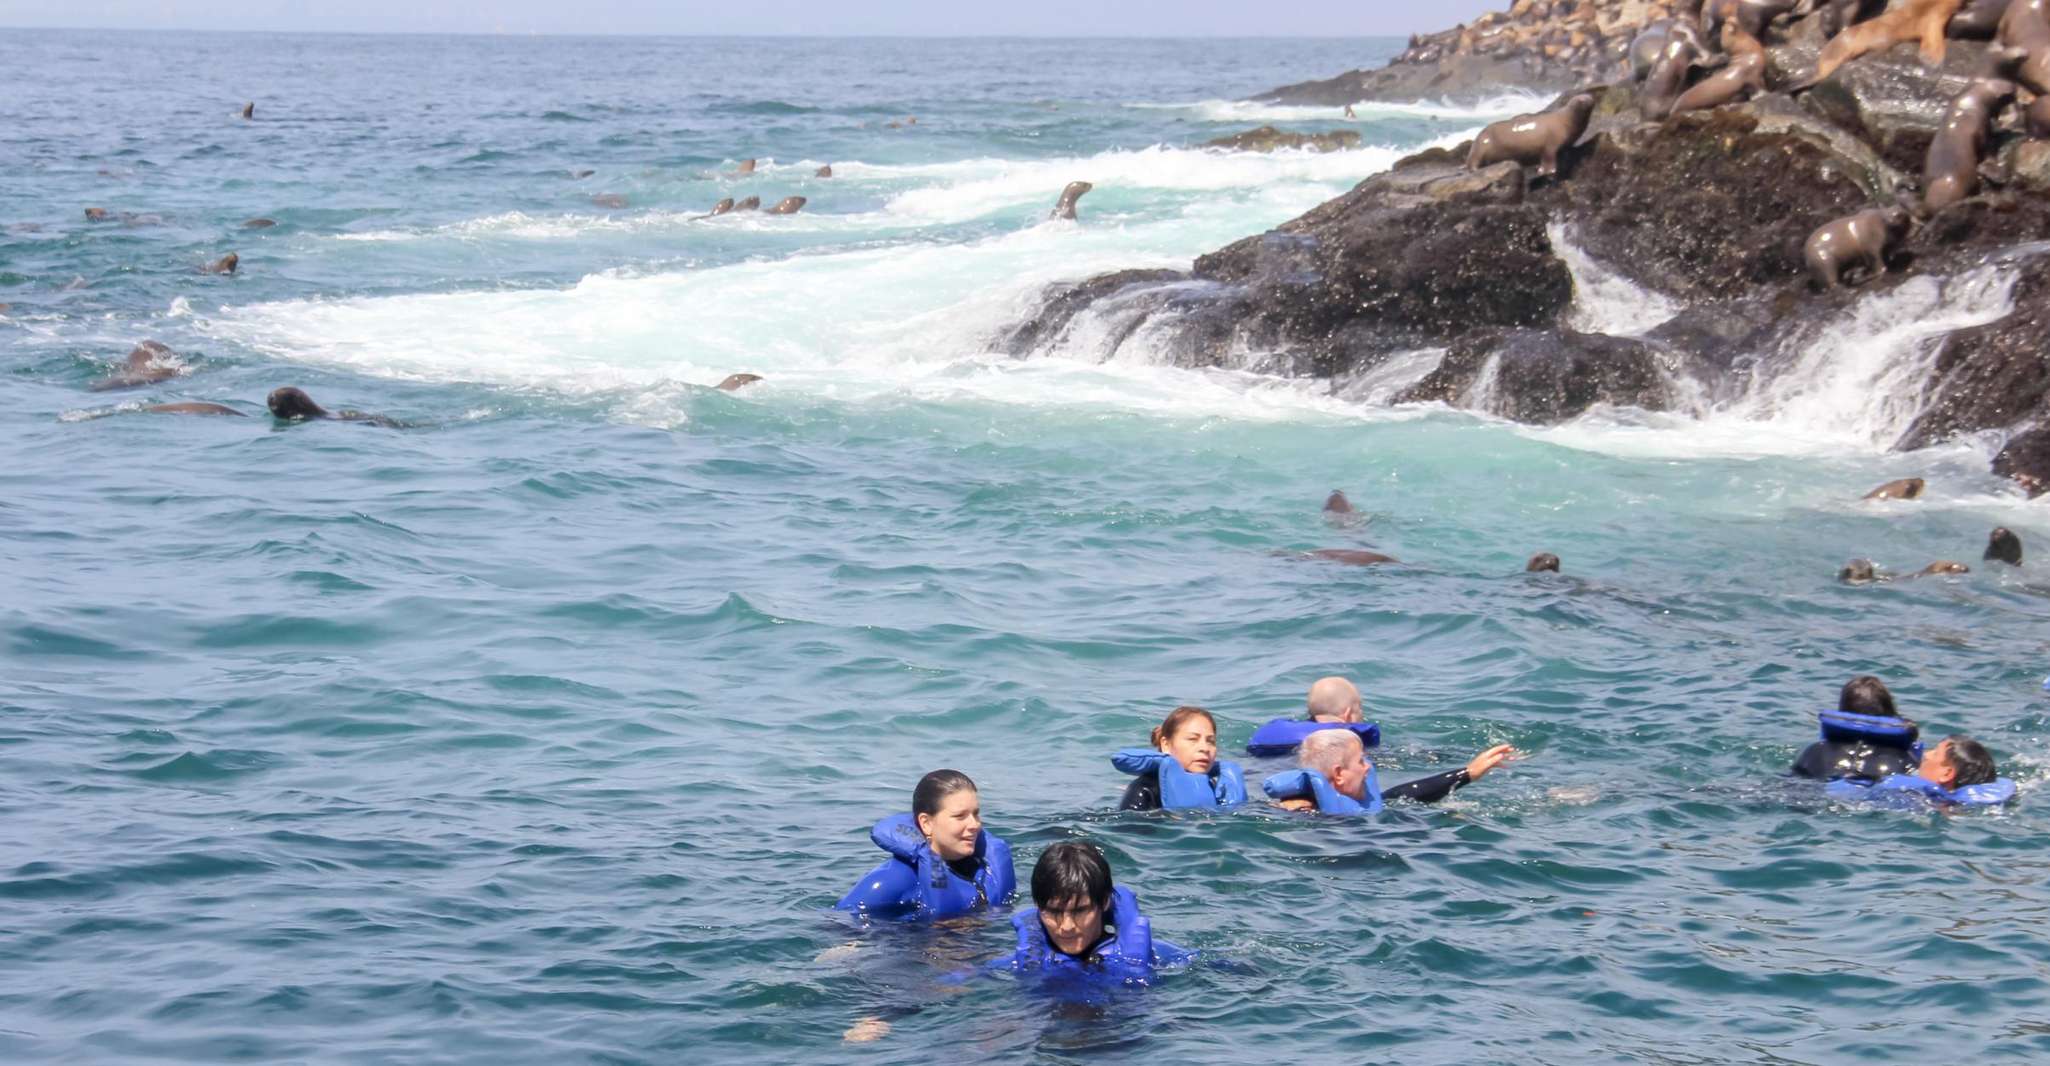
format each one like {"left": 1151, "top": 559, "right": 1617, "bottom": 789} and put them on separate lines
{"left": 837, "top": 770, "right": 1015, "bottom": 919}
{"left": 1115, "top": 705, "right": 1247, "bottom": 811}
{"left": 1791, "top": 675, "right": 1920, "bottom": 781}
{"left": 1909, "top": 736, "right": 1999, "bottom": 793}
{"left": 1306, "top": 676, "right": 1363, "bottom": 723}
{"left": 992, "top": 841, "right": 1188, "bottom": 976}
{"left": 1276, "top": 729, "right": 1519, "bottom": 810}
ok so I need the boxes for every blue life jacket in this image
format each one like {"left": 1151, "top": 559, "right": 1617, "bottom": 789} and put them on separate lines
{"left": 1111, "top": 749, "right": 1248, "bottom": 809}
{"left": 1817, "top": 710, "right": 1922, "bottom": 758}
{"left": 836, "top": 813, "right": 1016, "bottom": 918}
{"left": 992, "top": 885, "right": 1192, "bottom": 984}
{"left": 1246, "top": 718, "right": 1381, "bottom": 757}
{"left": 1827, "top": 774, "right": 2018, "bottom": 808}
{"left": 1261, "top": 767, "right": 1383, "bottom": 815}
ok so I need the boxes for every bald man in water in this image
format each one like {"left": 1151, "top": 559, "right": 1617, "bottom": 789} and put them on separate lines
{"left": 1306, "top": 676, "right": 1363, "bottom": 723}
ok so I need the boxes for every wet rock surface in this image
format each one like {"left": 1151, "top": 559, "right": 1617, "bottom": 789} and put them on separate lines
{"left": 1202, "top": 126, "right": 1363, "bottom": 152}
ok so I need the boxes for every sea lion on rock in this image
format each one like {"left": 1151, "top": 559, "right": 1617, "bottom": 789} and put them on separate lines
{"left": 1671, "top": 23, "right": 1769, "bottom": 115}
{"left": 1865, "top": 476, "right": 1927, "bottom": 499}
{"left": 143, "top": 402, "right": 244, "bottom": 417}
{"left": 202, "top": 252, "right": 239, "bottom": 275}
{"left": 1804, "top": 203, "right": 1912, "bottom": 287}
{"left": 1798, "top": 0, "right": 1968, "bottom": 88}
{"left": 815, "top": 165, "right": 833, "bottom": 178}
{"left": 1641, "top": 26, "right": 1711, "bottom": 119}
{"left": 1924, "top": 77, "right": 2019, "bottom": 211}
{"left": 1307, "top": 548, "right": 1399, "bottom": 566}
{"left": 1951, "top": 0, "right": 2014, "bottom": 38}
{"left": 768, "top": 196, "right": 806, "bottom": 215}
{"left": 89, "top": 340, "right": 182, "bottom": 391}
{"left": 267, "top": 386, "right": 406, "bottom": 428}
{"left": 1050, "top": 180, "right": 1093, "bottom": 220}
{"left": 1987, "top": 526, "right": 2024, "bottom": 564}
{"left": 1998, "top": 0, "right": 2050, "bottom": 92}
{"left": 1526, "top": 552, "right": 1563, "bottom": 573}
{"left": 1823, "top": 0, "right": 1887, "bottom": 37}
{"left": 716, "top": 373, "right": 763, "bottom": 391}
{"left": 242, "top": 218, "right": 276, "bottom": 229}
{"left": 1467, "top": 93, "right": 1596, "bottom": 178}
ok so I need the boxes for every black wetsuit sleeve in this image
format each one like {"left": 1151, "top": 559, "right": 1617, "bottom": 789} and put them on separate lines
{"left": 1791, "top": 741, "right": 1834, "bottom": 780}
{"left": 1382, "top": 768, "right": 1468, "bottom": 805}
{"left": 1119, "top": 773, "right": 1162, "bottom": 811}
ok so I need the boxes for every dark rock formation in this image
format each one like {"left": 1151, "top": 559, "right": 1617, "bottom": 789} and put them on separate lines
{"left": 1993, "top": 427, "right": 2050, "bottom": 497}
{"left": 1203, "top": 126, "right": 1363, "bottom": 153}
{"left": 1394, "top": 328, "right": 1672, "bottom": 423}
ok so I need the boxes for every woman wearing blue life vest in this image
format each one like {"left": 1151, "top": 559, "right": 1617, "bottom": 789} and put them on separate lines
{"left": 992, "top": 841, "right": 1191, "bottom": 981}
{"left": 837, "top": 769, "right": 1016, "bottom": 919}
{"left": 1791, "top": 675, "right": 1921, "bottom": 782}
{"left": 1114, "top": 705, "right": 1248, "bottom": 811}
{"left": 1827, "top": 734, "right": 2017, "bottom": 807}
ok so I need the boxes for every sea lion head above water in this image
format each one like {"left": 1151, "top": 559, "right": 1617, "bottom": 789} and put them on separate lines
{"left": 1526, "top": 552, "right": 1562, "bottom": 573}
{"left": 1839, "top": 558, "right": 1881, "bottom": 584}
{"left": 203, "top": 252, "right": 239, "bottom": 275}
{"left": 1050, "top": 180, "right": 1094, "bottom": 221}
{"left": 1864, "top": 477, "right": 1926, "bottom": 500}
{"left": 1323, "top": 490, "right": 1354, "bottom": 515}
{"left": 89, "top": 340, "right": 182, "bottom": 391}
{"left": 815, "top": 165, "right": 833, "bottom": 178}
{"left": 733, "top": 196, "right": 761, "bottom": 211}
{"left": 267, "top": 386, "right": 330, "bottom": 421}
{"left": 240, "top": 102, "right": 254, "bottom": 120}
{"left": 767, "top": 196, "right": 806, "bottom": 215}
{"left": 1920, "top": 560, "right": 1971, "bottom": 575}
{"left": 716, "top": 373, "right": 763, "bottom": 392}
{"left": 1986, "top": 526, "right": 2024, "bottom": 565}
{"left": 708, "top": 197, "right": 736, "bottom": 216}
{"left": 734, "top": 158, "right": 757, "bottom": 175}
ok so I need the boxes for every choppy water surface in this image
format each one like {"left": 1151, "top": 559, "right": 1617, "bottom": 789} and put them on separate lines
{"left": 4, "top": 31, "right": 2050, "bottom": 1065}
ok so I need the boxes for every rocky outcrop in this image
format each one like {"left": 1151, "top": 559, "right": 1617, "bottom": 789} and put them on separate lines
{"left": 1203, "top": 126, "right": 1363, "bottom": 153}
{"left": 1394, "top": 328, "right": 1672, "bottom": 423}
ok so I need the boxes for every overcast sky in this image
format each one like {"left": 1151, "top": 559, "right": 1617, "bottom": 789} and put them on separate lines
{"left": 0, "top": 1, "right": 1504, "bottom": 36}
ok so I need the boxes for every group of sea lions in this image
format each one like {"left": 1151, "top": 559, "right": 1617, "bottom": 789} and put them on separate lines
{"left": 1301, "top": 490, "right": 1565, "bottom": 574}
{"left": 1469, "top": 0, "right": 2050, "bottom": 291}
{"left": 1840, "top": 476, "right": 2026, "bottom": 581}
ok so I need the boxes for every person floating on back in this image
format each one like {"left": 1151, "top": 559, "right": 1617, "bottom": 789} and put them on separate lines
{"left": 1827, "top": 735, "right": 2016, "bottom": 808}
{"left": 1113, "top": 705, "right": 1247, "bottom": 811}
{"left": 1791, "top": 675, "right": 1921, "bottom": 782}
{"left": 990, "top": 841, "right": 1190, "bottom": 983}
{"left": 1263, "top": 729, "right": 1519, "bottom": 815}
{"left": 838, "top": 770, "right": 1015, "bottom": 919}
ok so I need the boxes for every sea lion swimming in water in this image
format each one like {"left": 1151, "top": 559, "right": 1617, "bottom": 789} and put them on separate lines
{"left": 143, "top": 402, "right": 244, "bottom": 417}
{"left": 1797, "top": 0, "right": 1968, "bottom": 89}
{"left": 240, "top": 102, "right": 254, "bottom": 120}
{"left": 706, "top": 197, "right": 736, "bottom": 217}
{"left": 1323, "top": 490, "right": 1355, "bottom": 515}
{"left": 767, "top": 196, "right": 806, "bottom": 215}
{"left": 202, "top": 252, "right": 239, "bottom": 275}
{"left": 815, "top": 165, "right": 833, "bottom": 178}
{"left": 1920, "top": 560, "right": 1971, "bottom": 574}
{"left": 1864, "top": 476, "right": 1927, "bottom": 500}
{"left": 716, "top": 373, "right": 763, "bottom": 391}
{"left": 89, "top": 340, "right": 183, "bottom": 391}
{"left": 267, "top": 386, "right": 406, "bottom": 428}
{"left": 1839, "top": 557, "right": 1882, "bottom": 583}
{"left": 1924, "top": 76, "right": 2019, "bottom": 211}
{"left": 1467, "top": 93, "right": 1597, "bottom": 178}
{"left": 84, "top": 207, "right": 110, "bottom": 222}
{"left": 1986, "top": 526, "right": 2024, "bottom": 565}
{"left": 1998, "top": 0, "right": 2050, "bottom": 92}
{"left": 1804, "top": 203, "right": 1912, "bottom": 287}
{"left": 732, "top": 196, "right": 761, "bottom": 212}
{"left": 1526, "top": 552, "right": 1563, "bottom": 573}
{"left": 1306, "top": 548, "right": 1399, "bottom": 566}
{"left": 1842, "top": 557, "right": 1972, "bottom": 582}
{"left": 1050, "top": 181, "right": 1093, "bottom": 220}
{"left": 733, "top": 158, "right": 757, "bottom": 175}
{"left": 242, "top": 218, "right": 276, "bottom": 229}
{"left": 1671, "top": 23, "right": 1769, "bottom": 115}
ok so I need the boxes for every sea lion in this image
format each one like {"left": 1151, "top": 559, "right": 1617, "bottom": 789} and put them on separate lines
{"left": 242, "top": 218, "right": 276, "bottom": 229}
{"left": 767, "top": 196, "right": 806, "bottom": 215}
{"left": 89, "top": 340, "right": 182, "bottom": 391}
{"left": 1864, "top": 476, "right": 1927, "bottom": 499}
{"left": 1670, "top": 23, "right": 1769, "bottom": 115}
{"left": 1920, "top": 560, "right": 1971, "bottom": 574}
{"left": 143, "top": 402, "right": 244, "bottom": 417}
{"left": 202, "top": 252, "right": 239, "bottom": 275}
{"left": 1467, "top": 94, "right": 1597, "bottom": 178}
{"left": 707, "top": 197, "right": 736, "bottom": 217}
{"left": 571, "top": 169, "right": 594, "bottom": 179}
{"left": 1804, "top": 203, "right": 1912, "bottom": 287}
{"left": 1924, "top": 77, "right": 2019, "bottom": 211}
{"left": 1526, "top": 552, "right": 1563, "bottom": 573}
{"left": 1323, "top": 490, "right": 1355, "bottom": 515}
{"left": 1986, "top": 526, "right": 2024, "bottom": 564}
{"left": 1307, "top": 548, "right": 1399, "bottom": 566}
{"left": 590, "top": 193, "right": 628, "bottom": 209}
{"left": 1050, "top": 180, "right": 1093, "bottom": 221}
{"left": 84, "top": 207, "right": 110, "bottom": 222}
{"left": 815, "top": 165, "right": 833, "bottom": 178}
{"left": 732, "top": 196, "right": 761, "bottom": 212}
{"left": 1951, "top": 0, "right": 2014, "bottom": 38}
{"left": 1839, "top": 558, "right": 1881, "bottom": 583}
{"left": 1798, "top": 0, "right": 1968, "bottom": 88}
{"left": 240, "top": 102, "right": 254, "bottom": 120}
{"left": 1823, "top": 0, "right": 1887, "bottom": 37}
{"left": 716, "top": 373, "right": 763, "bottom": 391}
{"left": 1998, "top": 0, "right": 2050, "bottom": 92}
{"left": 734, "top": 158, "right": 757, "bottom": 175}
{"left": 267, "top": 386, "right": 406, "bottom": 428}
{"left": 1631, "top": 20, "right": 1681, "bottom": 79}
{"left": 1642, "top": 28, "right": 1711, "bottom": 118}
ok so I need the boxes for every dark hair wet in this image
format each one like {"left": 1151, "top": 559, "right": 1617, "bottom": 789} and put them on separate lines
{"left": 1945, "top": 735, "right": 1998, "bottom": 788}
{"left": 1838, "top": 675, "right": 1898, "bottom": 718}
{"left": 1031, "top": 841, "right": 1112, "bottom": 911}
{"left": 911, "top": 769, "right": 977, "bottom": 818}
{"left": 1149, "top": 705, "right": 1215, "bottom": 750}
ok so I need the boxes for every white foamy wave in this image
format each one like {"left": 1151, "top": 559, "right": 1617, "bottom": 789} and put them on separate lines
{"left": 1549, "top": 222, "right": 1681, "bottom": 337}
{"left": 1131, "top": 91, "right": 1552, "bottom": 125}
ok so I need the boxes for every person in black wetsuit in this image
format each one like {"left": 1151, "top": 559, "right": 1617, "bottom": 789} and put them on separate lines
{"left": 1117, "top": 706, "right": 1246, "bottom": 811}
{"left": 1791, "top": 675, "right": 1920, "bottom": 782}
{"left": 1275, "top": 729, "right": 1520, "bottom": 810}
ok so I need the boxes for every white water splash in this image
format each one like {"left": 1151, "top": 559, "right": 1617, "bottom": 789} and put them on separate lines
{"left": 1548, "top": 222, "right": 1681, "bottom": 337}
{"left": 1130, "top": 91, "right": 1553, "bottom": 126}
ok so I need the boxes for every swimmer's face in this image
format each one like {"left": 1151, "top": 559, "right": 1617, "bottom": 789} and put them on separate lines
{"left": 1328, "top": 744, "right": 1372, "bottom": 802}
{"left": 1159, "top": 716, "right": 1217, "bottom": 774}
{"left": 916, "top": 789, "right": 982, "bottom": 863}
{"left": 1039, "top": 895, "right": 1105, "bottom": 958}
{"left": 1917, "top": 741, "right": 1958, "bottom": 789}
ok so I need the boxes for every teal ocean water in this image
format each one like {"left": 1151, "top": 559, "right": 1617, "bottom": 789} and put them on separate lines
{"left": 5, "top": 30, "right": 2050, "bottom": 1064}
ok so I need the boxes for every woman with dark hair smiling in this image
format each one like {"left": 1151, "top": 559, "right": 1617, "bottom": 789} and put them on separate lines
{"left": 837, "top": 770, "right": 1015, "bottom": 919}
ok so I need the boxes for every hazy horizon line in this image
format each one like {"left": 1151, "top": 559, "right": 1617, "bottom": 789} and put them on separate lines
{"left": 0, "top": 23, "right": 1409, "bottom": 40}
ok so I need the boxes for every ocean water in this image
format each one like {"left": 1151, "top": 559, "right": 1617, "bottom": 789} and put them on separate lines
{"left": 5, "top": 29, "right": 2050, "bottom": 1065}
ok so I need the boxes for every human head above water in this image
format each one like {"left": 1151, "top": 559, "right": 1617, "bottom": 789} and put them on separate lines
{"left": 1031, "top": 841, "right": 1113, "bottom": 957}
{"left": 911, "top": 769, "right": 981, "bottom": 864}
{"left": 1306, "top": 676, "right": 1362, "bottom": 723}
{"left": 1299, "top": 728, "right": 1371, "bottom": 801}
{"left": 1838, "top": 675, "right": 1898, "bottom": 718}
{"left": 1919, "top": 735, "right": 1997, "bottom": 789}
{"left": 1150, "top": 706, "right": 1217, "bottom": 774}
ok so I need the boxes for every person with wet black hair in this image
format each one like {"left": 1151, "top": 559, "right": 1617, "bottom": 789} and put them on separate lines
{"left": 992, "top": 841, "right": 1191, "bottom": 977}
{"left": 1986, "top": 527, "right": 2023, "bottom": 566}
{"left": 838, "top": 769, "right": 1015, "bottom": 919}
{"left": 1792, "top": 675, "right": 1920, "bottom": 782}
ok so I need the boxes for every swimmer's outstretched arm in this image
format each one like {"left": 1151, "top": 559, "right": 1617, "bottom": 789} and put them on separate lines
{"left": 1383, "top": 744, "right": 1520, "bottom": 805}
